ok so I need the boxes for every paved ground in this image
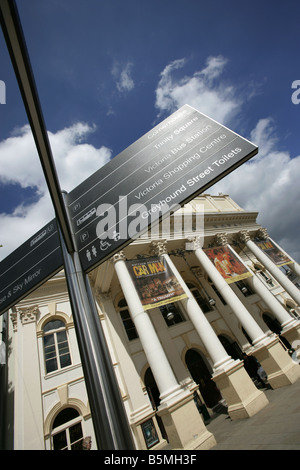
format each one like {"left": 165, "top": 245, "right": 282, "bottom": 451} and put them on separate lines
{"left": 206, "top": 378, "right": 300, "bottom": 450}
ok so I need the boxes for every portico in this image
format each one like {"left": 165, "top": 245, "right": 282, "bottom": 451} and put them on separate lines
{"left": 89, "top": 195, "right": 300, "bottom": 449}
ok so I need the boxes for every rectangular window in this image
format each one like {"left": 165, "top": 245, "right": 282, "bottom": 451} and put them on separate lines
{"left": 44, "top": 334, "right": 58, "bottom": 373}
{"left": 43, "top": 324, "right": 72, "bottom": 374}
{"left": 160, "top": 303, "right": 185, "bottom": 326}
{"left": 57, "top": 330, "right": 72, "bottom": 368}
{"left": 192, "top": 290, "right": 213, "bottom": 313}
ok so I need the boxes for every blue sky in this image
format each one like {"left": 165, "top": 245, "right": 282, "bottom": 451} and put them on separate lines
{"left": 0, "top": 0, "right": 300, "bottom": 262}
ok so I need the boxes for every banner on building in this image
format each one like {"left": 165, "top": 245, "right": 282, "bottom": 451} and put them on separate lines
{"left": 203, "top": 245, "right": 252, "bottom": 284}
{"left": 126, "top": 257, "right": 187, "bottom": 310}
{"left": 254, "top": 238, "right": 293, "bottom": 266}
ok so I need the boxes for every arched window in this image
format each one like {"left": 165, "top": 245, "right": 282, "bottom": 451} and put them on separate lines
{"left": 262, "top": 313, "right": 291, "bottom": 349}
{"left": 118, "top": 299, "right": 138, "bottom": 341}
{"left": 218, "top": 334, "right": 243, "bottom": 360}
{"left": 185, "top": 349, "right": 222, "bottom": 408}
{"left": 51, "top": 408, "right": 83, "bottom": 450}
{"left": 43, "top": 319, "right": 71, "bottom": 373}
{"left": 144, "top": 367, "right": 160, "bottom": 409}
{"left": 242, "top": 326, "right": 253, "bottom": 345}
{"left": 144, "top": 368, "right": 168, "bottom": 442}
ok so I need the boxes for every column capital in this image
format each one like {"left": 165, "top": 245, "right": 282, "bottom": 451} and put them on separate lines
{"left": 94, "top": 286, "right": 111, "bottom": 300}
{"left": 111, "top": 251, "right": 126, "bottom": 263}
{"left": 236, "top": 230, "right": 251, "bottom": 244}
{"left": 212, "top": 232, "right": 228, "bottom": 246}
{"left": 255, "top": 228, "right": 269, "bottom": 240}
{"left": 17, "top": 305, "right": 39, "bottom": 326}
{"left": 150, "top": 240, "right": 168, "bottom": 256}
{"left": 186, "top": 235, "right": 203, "bottom": 251}
{"left": 10, "top": 311, "right": 18, "bottom": 332}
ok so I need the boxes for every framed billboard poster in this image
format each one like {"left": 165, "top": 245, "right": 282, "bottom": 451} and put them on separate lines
{"left": 204, "top": 245, "right": 252, "bottom": 284}
{"left": 254, "top": 238, "right": 292, "bottom": 266}
{"left": 126, "top": 256, "right": 187, "bottom": 310}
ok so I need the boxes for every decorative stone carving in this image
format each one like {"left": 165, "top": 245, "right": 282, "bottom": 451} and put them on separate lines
{"left": 236, "top": 230, "right": 251, "bottom": 244}
{"left": 186, "top": 236, "right": 202, "bottom": 251}
{"left": 256, "top": 228, "right": 269, "bottom": 240}
{"left": 150, "top": 240, "right": 168, "bottom": 256}
{"left": 212, "top": 232, "right": 228, "bottom": 246}
{"left": 10, "top": 311, "right": 18, "bottom": 332}
{"left": 111, "top": 251, "right": 126, "bottom": 263}
{"left": 18, "top": 305, "right": 39, "bottom": 325}
{"left": 97, "top": 289, "right": 112, "bottom": 301}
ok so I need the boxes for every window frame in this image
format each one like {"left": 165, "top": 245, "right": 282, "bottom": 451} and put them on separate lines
{"left": 117, "top": 299, "right": 139, "bottom": 341}
{"left": 43, "top": 319, "right": 72, "bottom": 375}
{"left": 159, "top": 302, "right": 185, "bottom": 326}
{"left": 187, "top": 282, "right": 214, "bottom": 313}
{"left": 235, "top": 280, "right": 254, "bottom": 297}
{"left": 51, "top": 409, "right": 84, "bottom": 450}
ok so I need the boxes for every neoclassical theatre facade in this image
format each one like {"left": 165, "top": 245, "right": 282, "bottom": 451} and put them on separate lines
{"left": 2, "top": 194, "right": 300, "bottom": 450}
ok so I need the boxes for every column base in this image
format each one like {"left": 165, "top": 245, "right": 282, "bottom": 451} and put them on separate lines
{"left": 252, "top": 336, "right": 300, "bottom": 389}
{"left": 212, "top": 360, "right": 269, "bottom": 420}
{"left": 157, "top": 392, "right": 216, "bottom": 450}
{"left": 281, "top": 321, "right": 300, "bottom": 349}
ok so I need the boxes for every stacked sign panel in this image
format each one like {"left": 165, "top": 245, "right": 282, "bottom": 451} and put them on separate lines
{"left": 0, "top": 219, "right": 63, "bottom": 315}
{"left": 67, "top": 105, "right": 258, "bottom": 272}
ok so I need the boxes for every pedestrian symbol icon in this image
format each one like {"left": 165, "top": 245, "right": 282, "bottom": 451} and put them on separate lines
{"left": 86, "top": 245, "right": 98, "bottom": 261}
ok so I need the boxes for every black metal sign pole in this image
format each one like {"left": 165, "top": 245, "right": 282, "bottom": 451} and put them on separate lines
{"left": 58, "top": 223, "right": 134, "bottom": 450}
{"left": 0, "top": 0, "right": 134, "bottom": 450}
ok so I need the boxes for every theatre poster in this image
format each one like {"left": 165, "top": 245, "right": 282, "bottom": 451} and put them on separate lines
{"left": 254, "top": 238, "right": 292, "bottom": 266}
{"left": 203, "top": 245, "right": 252, "bottom": 284}
{"left": 126, "top": 257, "right": 187, "bottom": 310}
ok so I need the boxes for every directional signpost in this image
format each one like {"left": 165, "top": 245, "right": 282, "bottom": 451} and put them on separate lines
{"left": 0, "top": 219, "right": 63, "bottom": 316}
{"left": 0, "top": 104, "right": 258, "bottom": 312}
{"left": 67, "top": 104, "right": 258, "bottom": 272}
{"left": 0, "top": 0, "right": 134, "bottom": 451}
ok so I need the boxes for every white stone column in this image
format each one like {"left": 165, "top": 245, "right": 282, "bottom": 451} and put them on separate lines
{"left": 150, "top": 241, "right": 269, "bottom": 420}
{"left": 289, "top": 261, "right": 300, "bottom": 278}
{"left": 246, "top": 268, "right": 300, "bottom": 350}
{"left": 112, "top": 251, "right": 216, "bottom": 450}
{"left": 191, "top": 237, "right": 269, "bottom": 348}
{"left": 14, "top": 306, "right": 44, "bottom": 450}
{"left": 191, "top": 235, "right": 300, "bottom": 389}
{"left": 238, "top": 229, "right": 300, "bottom": 306}
{"left": 150, "top": 241, "right": 234, "bottom": 372}
{"left": 246, "top": 266, "right": 299, "bottom": 332}
{"left": 269, "top": 236, "right": 300, "bottom": 278}
{"left": 112, "top": 252, "right": 183, "bottom": 405}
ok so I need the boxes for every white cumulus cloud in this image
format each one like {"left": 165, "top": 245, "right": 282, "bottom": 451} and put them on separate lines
{"left": 155, "top": 56, "right": 240, "bottom": 125}
{"left": 112, "top": 61, "right": 134, "bottom": 93}
{"left": 0, "top": 123, "right": 112, "bottom": 258}
{"left": 154, "top": 56, "right": 300, "bottom": 262}
{"left": 212, "top": 119, "right": 300, "bottom": 262}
